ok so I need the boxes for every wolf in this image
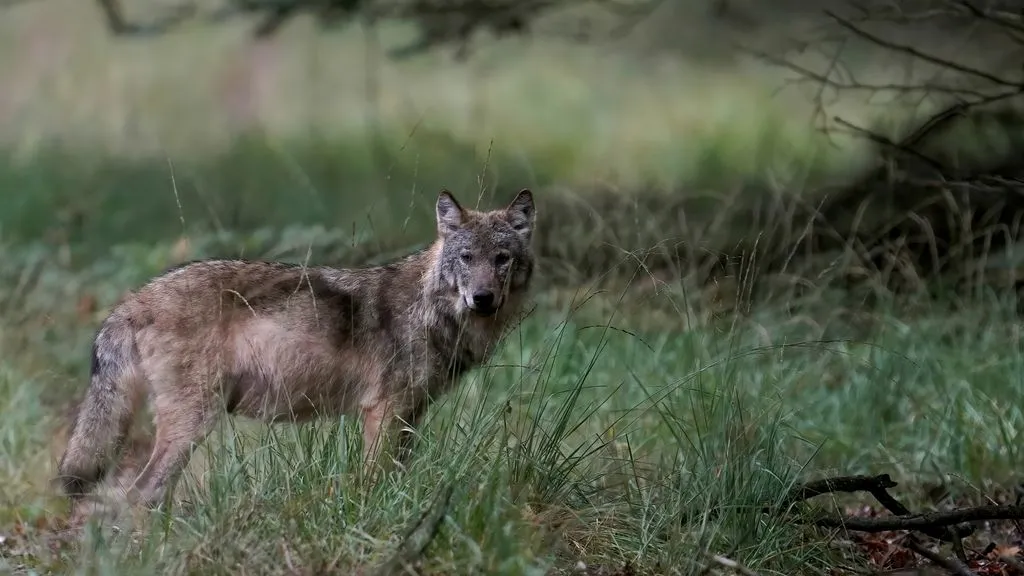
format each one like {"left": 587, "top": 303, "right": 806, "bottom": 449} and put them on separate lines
{"left": 55, "top": 188, "right": 536, "bottom": 510}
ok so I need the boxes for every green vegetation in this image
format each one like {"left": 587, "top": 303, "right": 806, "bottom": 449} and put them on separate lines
{"left": 3, "top": 0, "right": 1024, "bottom": 573}
{"left": 5, "top": 225, "right": 1024, "bottom": 574}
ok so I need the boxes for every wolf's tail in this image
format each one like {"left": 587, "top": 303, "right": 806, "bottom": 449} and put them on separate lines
{"left": 56, "top": 310, "right": 144, "bottom": 499}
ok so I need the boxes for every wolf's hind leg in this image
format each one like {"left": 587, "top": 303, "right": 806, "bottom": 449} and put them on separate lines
{"left": 128, "top": 389, "right": 220, "bottom": 509}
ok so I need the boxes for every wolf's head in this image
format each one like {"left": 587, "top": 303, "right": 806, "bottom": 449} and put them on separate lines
{"left": 434, "top": 189, "right": 536, "bottom": 317}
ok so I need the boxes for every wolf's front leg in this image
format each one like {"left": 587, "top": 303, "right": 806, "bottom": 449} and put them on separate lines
{"left": 360, "top": 391, "right": 428, "bottom": 478}
{"left": 395, "top": 398, "right": 429, "bottom": 468}
{"left": 360, "top": 397, "right": 394, "bottom": 481}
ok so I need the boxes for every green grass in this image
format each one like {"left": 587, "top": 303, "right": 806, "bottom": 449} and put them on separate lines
{"left": 3, "top": 0, "right": 1022, "bottom": 280}
{"left": 3, "top": 2, "right": 1024, "bottom": 573}
{"left": 3, "top": 223, "right": 1024, "bottom": 575}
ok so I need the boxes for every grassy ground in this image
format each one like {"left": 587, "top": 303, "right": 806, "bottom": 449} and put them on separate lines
{"left": 3, "top": 220, "right": 1024, "bottom": 575}
{"left": 3, "top": 1, "right": 1024, "bottom": 574}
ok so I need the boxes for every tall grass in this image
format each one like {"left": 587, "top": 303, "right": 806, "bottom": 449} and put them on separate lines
{"left": 41, "top": 281, "right": 835, "bottom": 574}
{"left": 3, "top": 225, "right": 1024, "bottom": 573}
{"left": 3, "top": 2, "right": 1024, "bottom": 572}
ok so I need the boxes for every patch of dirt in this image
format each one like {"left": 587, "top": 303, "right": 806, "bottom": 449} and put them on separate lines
{"left": 0, "top": 511, "right": 74, "bottom": 575}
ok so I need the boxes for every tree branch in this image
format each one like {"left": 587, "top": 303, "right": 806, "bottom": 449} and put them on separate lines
{"left": 832, "top": 116, "right": 946, "bottom": 172}
{"left": 824, "top": 9, "right": 1023, "bottom": 88}
{"left": 897, "top": 88, "right": 1024, "bottom": 152}
{"left": 780, "top": 474, "right": 898, "bottom": 507}
{"left": 812, "top": 503, "right": 1024, "bottom": 532}
{"left": 903, "top": 535, "right": 977, "bottom": 576}
{"left": 779, "top": 474, "right": 975, "bottom": 542}
{"left": 956, "top": 0, "right": 1024, "bottom": 40}
{"left": 743, "top": 47, "right": 995, "bottom": 98}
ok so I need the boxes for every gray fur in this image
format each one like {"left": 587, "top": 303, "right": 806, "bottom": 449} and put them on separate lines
{"left": 55, "top": 189, "right": 537, "bottom": 514}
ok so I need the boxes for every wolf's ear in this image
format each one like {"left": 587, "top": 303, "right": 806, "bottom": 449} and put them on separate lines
{"left": 505, "top": 189, "right": 535, "bottom": 242}
{"left": 436, "top": 190, "right": 465, "bottom": 236}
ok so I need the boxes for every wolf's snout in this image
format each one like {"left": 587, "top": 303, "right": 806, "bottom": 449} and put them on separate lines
{"left": 470, "top": 291, "right": 497, "bottom": 315}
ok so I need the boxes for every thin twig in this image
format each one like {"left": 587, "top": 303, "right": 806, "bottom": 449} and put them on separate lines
{"left": 824, "top": 9, "right": 1022, "bottom": 88}
{"left": 897, "top": 88, "right": 1024, "bottom": 152}
{"left": 832, "top": 117, "right": 946, "bottom": 172}
{"left": 956, "top": 0, "right": 1024, "bottom": 39}
{"left": 742, "top": 47, "right": 993, "bottom": 97}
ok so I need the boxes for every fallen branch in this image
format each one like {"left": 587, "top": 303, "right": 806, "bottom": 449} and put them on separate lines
{"left": 779, "top": 474, "right": 973, "bottom": 542}
{"left": 903, "top": 535, "right": 977, "bottom": 576}
{"left": 780, "top": 473, "right": 898, "bottom": 507}
{"left": 812, "top": 504, "right": 1024, "bottom": 532}
{"left": 771, "top": 473, "right": 1024, "bottom": 574}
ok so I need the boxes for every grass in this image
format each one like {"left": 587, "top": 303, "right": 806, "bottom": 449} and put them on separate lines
{"left": 3, "top": 1, "right": 1024, "bottom": 573}
{"left": 3, "top": 221, "right": 1024, "bottom": 574}
{"left": 3, "top": 0, "right": 1022, "bottom": 280}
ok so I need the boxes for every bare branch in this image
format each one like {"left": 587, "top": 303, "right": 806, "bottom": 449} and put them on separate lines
{"left": 832, "top": 116, "right": 946, "bottom": 172}
{"left": 955, "top": 0, "right": 1024, "bottom": 40}
{"left": 749, "top": 34, "right": 1024, "bottom": 177}
{"left": 812, "top": 504, "right": 1024, "bottom": 532}
{"left": 898, "top": 88, "right": 1024, "bottom": 151}
{"left": 780, "top": 474, "right": 898, "bottom": 507}
{"left": 824, "top": 9, "right": 1023, "bottom": 88}
{"left": 903, "top": 535, "right": 977, "bottom": 576}
{"left": 743, "top": 47, "right": 995, "bottom": 98}
{"left": 779, "top": 474, "right": 974, "bottom": 542}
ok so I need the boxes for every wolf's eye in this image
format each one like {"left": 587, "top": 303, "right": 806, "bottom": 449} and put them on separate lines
{"left": 460, "top": 252, "right": 473, "bottom": 263}
{"left": 494, "top": 253, "right": 510, "bottom": 266}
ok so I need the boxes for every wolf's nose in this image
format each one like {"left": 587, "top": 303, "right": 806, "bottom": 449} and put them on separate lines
{"left": 472, "top": 291, "right": 495, "bottom": 308}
